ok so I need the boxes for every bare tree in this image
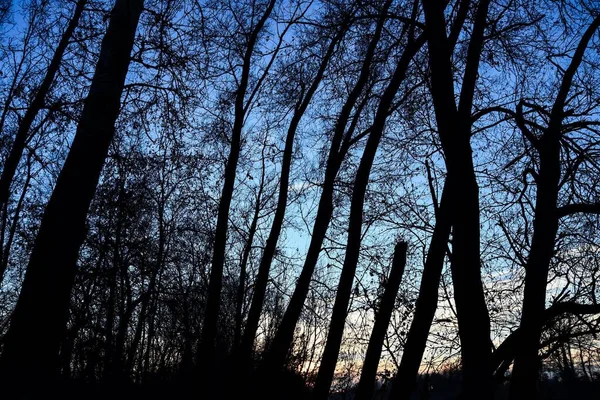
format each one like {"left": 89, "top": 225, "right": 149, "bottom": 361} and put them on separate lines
{"left": 355, "top": 241, "right": 407, "bottom": 400}
{"left": 197, "top": 0, "right": 276, "bottom": 373}
{"left": 312, "top": 5, "right": 424, "bottom": 395}
{"left": 0, "top": 0, "right": 144, "bottom": 393}
{"left": 0, "top": 0, "right": 87, "bottom": 282}
{"left": 510, "top": 13, "right": 600, "bottom": 400}
{"left": 419, "top": 0, "right": 494, "bottom": 397}
{"left": 239, "top": 1, "right": 352, "bottom": 373}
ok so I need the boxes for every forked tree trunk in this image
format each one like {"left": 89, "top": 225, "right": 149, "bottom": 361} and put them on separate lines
{"left": 509, "top": 15, "right": 600, "bottom": 400}
{"left": 420, "top": 0, "right": 493, "bottom": 397}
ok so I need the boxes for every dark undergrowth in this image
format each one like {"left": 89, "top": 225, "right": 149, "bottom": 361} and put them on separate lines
{"left": 46, "top": 370, "right": 600, "bottom": 400}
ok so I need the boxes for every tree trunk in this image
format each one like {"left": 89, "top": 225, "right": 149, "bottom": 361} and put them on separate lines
{"left": 509, "top": 15, "right": 600, "bottom": 399}
{"left": 420, "top": 0, "right": 492, "bottom": 397}
{"left": 388, "top": 183, "right": 451, "bottom": 400}
{"left": 0, "top": 0, "right": 87, "bottom": 284}
{"left": 0, "top": 0, "right": 143, "bottom": 391}
{"left": 197, "top": 0, "right": 276, "bottom": 371}
{"left": 446, "top": 140, "right": 492, "bottom": 398}
{"left": 312, "top": 28, "right": 424, "bottom": 398}
{"left": 238, "top": 22, "right": 346, "bottom": 372}
{"left": 355, "top": 242, "right": 407, "bottom": 400}
{"left": 508, "top": 149, "right": 559, "bottom": 398}
{"left": 260, "top": 7, "right": 396, "bottom": 377}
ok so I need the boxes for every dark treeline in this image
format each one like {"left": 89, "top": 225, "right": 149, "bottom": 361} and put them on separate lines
{"left": 0, "top": 0, "right": 599, "bottom": 399}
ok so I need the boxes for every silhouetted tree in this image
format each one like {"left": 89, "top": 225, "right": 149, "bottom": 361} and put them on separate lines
{"left": 262, "top": 0, "right": 397, "bottom": 378}
{"left": 0, "top": 0, "right": 87, "bottom": 284}
{"left": 197, "top": 0, "right": 276, "bottom": 374}
{"left": 239, "top": 1, "right": 352, "bottom": 374}
{"left": 0, "top": 1, "right": 599, "bottom": 399}
{"left": 510, "top": 13, "right": 600, "bottom": 400}
{"left": 0, "top": 0, "right": 144, "bottom": 394}
{"left": 420, "top": 0, "right": 493, "bottom": 397}
{"left": 312, "top": 6, "right": 424, "bottom": 396}
{"left": 355, "top": 241, "right": 407, "bottom": 400}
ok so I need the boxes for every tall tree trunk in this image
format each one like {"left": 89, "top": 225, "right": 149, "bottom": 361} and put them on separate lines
{"left": 446, "top": 137, "right": 491, "bottom": 399}
{"left": 0, "top": 0, "right": 87, "bottom": 284}
{"left": 388, "top": 183, "right": 451, "bottom": 400}
{"left": 261, "top": 161, "right": 335, "bottom": 377}
{"left": 260, "top": 6, "right": 393, "bottom": 376}
{"left": 0, "top": 0, "right": 143, "bottom": 392}
{"left": 197, "top": 0, "right": 276, "bottom": 371}
{"left": 238, "top": 22, "right": 346, "bottom": 371}
{"left": 354, "top": 242, "right": 407, "bottom": 400}
{"left": 508, "top": 145, "right": 559, "bottom": 399}
{"left": 509, "top": 15, "right": 600, "bottom": 400}
{"left": 0, "top": 0, "right": 143, "bottom": 386}
{"left": 312, "top": 28, "right": 423, "bottom": 398}
{"left": 420, "top": 0, "right": 492, "bottom": 397}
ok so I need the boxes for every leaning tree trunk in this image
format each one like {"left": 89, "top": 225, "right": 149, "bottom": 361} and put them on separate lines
{"left": 388, "top": 183, "right": 451, "bottom": 400}
{"left": 0, "top": 0, "right": 144, "bottom": 393}
{"left": 261, "top": 8, "right": 390, "bottom": 376}
{"left": 0, "top": 0, "right": 87, "bottom": 284}
{"left": 197, "top": 0, "right": 276, "bottom": 372}
{"left": 354, "top": 242, "right": 407, "bottom": 400}
{"left": 238, "top": 24, "right": 344, "bottom": 373}
{"left": 508, "top": 146, "right": 560, "bottom": 400}
{"left": 312, "top": 28, "right": 424, "bottom": 399}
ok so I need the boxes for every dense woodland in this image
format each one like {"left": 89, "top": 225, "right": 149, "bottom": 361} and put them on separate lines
{"left": 0, "top": 0, "right": 599, "bottom": 399}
